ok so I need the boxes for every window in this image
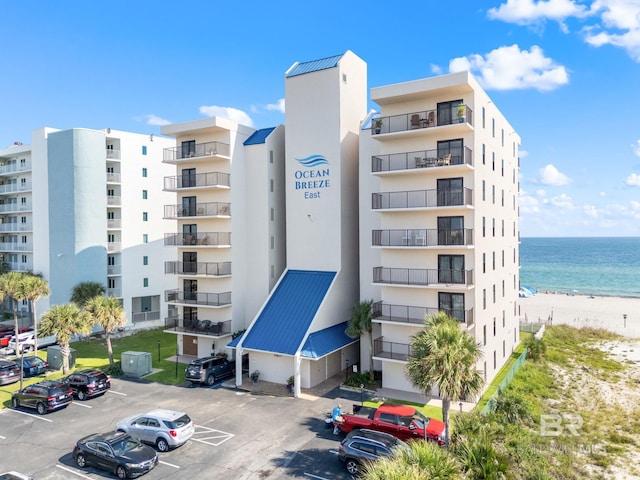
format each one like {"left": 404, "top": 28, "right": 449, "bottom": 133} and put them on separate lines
{"left": 142, "top": 146, "right": 147, "bottom": 155}
{"left": 142, "top": 212, "right": 148, "bottom": 222}
{"left": 492, "top": 118, "right": 495, "bottom": 137}
{"left": 438, "top": 216, "right": 464, "bottom": 245}
{"left": 181, "top": 168, "right": 196, "bottom": 188}
{"left": 21, "top": 216, "right": 26, "bottom": 224}
{"left": 501, "top": 189, "right": 505, "bottom": 207}
{"left": 493, "top": 285, "right": 496, "bottom": 303}
{"left": 108, "top": 278, "right": 115, "bottom": 289}
{"left": 492, "top": 218, "right": 495, "bottom": 237}
{"left": 143, "top": 278, "right": 149, "bottom": 287}
{"left": 270, "top": 208, "right": 274, "bottom": 221}
{"left": 437, "top": 99, "right": 463, "bottom": 125}
{"left": 143, "top": 256, "right": 148, "bottom": 266}
{"left": 501, "top": 129, "right": 504, "bottom": 146}
{"left": 143, "top": 234, "right": 148, "bottom": 244}
{"left": 503, "top": 340, "right": 506, "bottom": 358}
{"left": 482, "top": 217, "right": 486, "bottom": 237}
{"left": 142, "top": 190, "right": 147, "bottom": 200}
{"left": 483, "top": 325, "right": 487, "bottom": 345}
{"left": 438, "top": 292, "right": 465, "bottom": 323}
{"left": 493, "top": 318, "right": 496, "bottom": 336}
{"left": 492, "top": 152, "right": 495, "bottom": 171}
{"left": 108, "top": 256, "right": 115, "bottom": 266}
{"left": 482, "top": 181, "right": 486, "bottom": 201}
{"left": 483, "top": 289, "right": 486, "bottom": 310}
{"left": 502, "top": 250, "right": 505, "bottom": 267}
{"left": 502, "top": 220, "right": 505, "bottom": 236}
{"left": 502, "top": 280, "right": 505, "bottom": 297}
{"left": 492, "top": 251, "right": 496, "bottom": 270}
{"left": 492, "top": 185, "right": 495, "bottom": 204}
{"left": 437, "top": 138, "right": 463, "bottom": 164}
{"left": 270, "top": 236, "right": 274, "bottom": 249}
{"left": 483, "top": 253, "right": 486, "bottom": 273}
{"left": 269, "top": 150, "right": 274, "bottom": 164}
{"left": 270, "top": 179, "right": 274, "bottom": 193}
{"left": 108, "top": 234, "right": 115, "bottom": 243}
{"left": 482, "top": 107, "right": 485, "bottom": 128}
{"left": 142, "top": 168, "right": 147, "bottom": 177}
{"left": 501, "top": 159, "right": 504, "bottom": 176}
{"left": 493, "top": 350, "right": 497, "bottom": 369}
{"left": 181, "top": 140, "right": 196, "bottom": 159}
{"left": 436, "top": 178, "right": 463, "bottom": 206}
{"left": 482, "top": 144, "right": 485, "bottom": 165}
{"left": 21, "top": 255, "right": 27, "bottom": 263}
{"left": 438, "top": 255, "right": 465, "bottom": 284}
{"left": 503, "top": 311, "right": 506, "bottom": 327}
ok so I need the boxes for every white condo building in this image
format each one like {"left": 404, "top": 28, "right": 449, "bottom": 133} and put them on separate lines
{"left": 0, "top": 128, "right": 176, "bottom": 329}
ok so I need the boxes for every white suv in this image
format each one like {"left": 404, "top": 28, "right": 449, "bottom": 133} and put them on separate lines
{"left": 116, "top": 409, "right": 195, "bottom": 452}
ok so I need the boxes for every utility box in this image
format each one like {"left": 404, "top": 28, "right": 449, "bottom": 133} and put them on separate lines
{"left": 121, "top": 351, "right": 152, "bottom": 377}
{"left": 47, "top": 345, "right": 77, "bottom": 371}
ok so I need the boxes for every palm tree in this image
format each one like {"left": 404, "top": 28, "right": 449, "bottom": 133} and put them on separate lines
{"left": 39, "top": 303, "right": 93, "bottom": 374}
{"left": 85, "top": 295, "right": 127, "bottom": 367}
{"left": 346, "top": 299, "right": 374, "bottom": 379}
{"left": 0, "top": 272, "right": 29, "bottom": 388}
{"left": 70, "top": 281, "right": 106, "bottom": 307}
{"left": 20, "top": 274, "right": 50, "bottom": 355}
{"left": 405, "top": 312, "right": 484, "bottom": 448}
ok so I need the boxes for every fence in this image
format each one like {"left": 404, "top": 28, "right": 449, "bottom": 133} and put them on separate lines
{"left": 479, "top": 347, "right": 528, "bottom": 415}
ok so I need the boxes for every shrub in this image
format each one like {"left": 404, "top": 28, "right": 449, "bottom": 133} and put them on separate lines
{"left": 524, "top": 335, "right": 546, "bottom": 361}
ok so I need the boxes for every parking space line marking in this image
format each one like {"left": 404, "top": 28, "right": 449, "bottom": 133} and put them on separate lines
{"left": 7, "top": 409, "right": 53, "bottom": 422}
{"left": 159, "top": 460, "right": 180, "bottom": 469}
{"left": 56, "top": 464, "right": 93, "bottom": 479}
{"left": 0, "top": 435, "right": 6, "bottom": 439}
{"left": 304, "top": 474, "right": 331, "bottom": 480}
{"left": 71, "top": 402, "right": 92, "bottom": 408}
{"left": 108, "top": 390, "right": 127, "bottom": 396}
{"left": 328, "top": 449, "right": 339, "bottom": 455}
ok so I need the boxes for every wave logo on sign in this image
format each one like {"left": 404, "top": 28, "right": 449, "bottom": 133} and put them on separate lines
{"left": 295, "top": 154, "right": 329, "bottom": 168}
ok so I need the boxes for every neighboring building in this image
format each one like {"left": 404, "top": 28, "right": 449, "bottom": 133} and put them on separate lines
{"left": 359, "top": 71, "right": 521, "bottom": 398}
{"left": 0, "top": 128, "right": 176, "bottom": 329}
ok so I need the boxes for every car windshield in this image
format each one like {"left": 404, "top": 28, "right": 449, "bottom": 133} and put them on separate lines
{"left": 411, "top": 411, "right": 431, "bottom": 430}
{"left": 111, "top": 437, "right": 140, "bottom": 455}
{"left": 164, "top": 414, "right": 191, "bottom": 429}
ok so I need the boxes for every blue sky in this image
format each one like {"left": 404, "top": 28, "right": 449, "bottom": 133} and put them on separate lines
{"left": 1, "top": 0, "right": 639, "bottom": 237}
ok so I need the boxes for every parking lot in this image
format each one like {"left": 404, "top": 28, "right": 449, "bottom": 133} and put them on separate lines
{"left": 0, "top": 376, "right": 362, "bottom": 479}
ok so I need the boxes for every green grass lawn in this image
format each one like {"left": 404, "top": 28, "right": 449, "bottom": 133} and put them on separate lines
{"left": 0, "top": 327, "right": 187, "bottom": 408}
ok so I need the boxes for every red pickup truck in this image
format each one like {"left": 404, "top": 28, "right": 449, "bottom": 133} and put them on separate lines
{"left": 337, "top": 403, "right": 446, "bottom": 445}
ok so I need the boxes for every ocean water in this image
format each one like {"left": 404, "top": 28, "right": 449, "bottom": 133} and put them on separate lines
{"left": 519, "top": 237, "right": 640, "bottom": 298}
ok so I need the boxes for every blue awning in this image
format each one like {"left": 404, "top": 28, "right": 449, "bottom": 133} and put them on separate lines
{"left": 226, "top": 334, "right": 243, "bottom": 349}
{"left": 300, "top": 321, "right": 358, "bottom": 359}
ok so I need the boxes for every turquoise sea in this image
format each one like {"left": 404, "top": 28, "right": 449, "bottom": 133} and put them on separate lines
{"left": 519, "top": 237, "right": 640, "bottom": 298}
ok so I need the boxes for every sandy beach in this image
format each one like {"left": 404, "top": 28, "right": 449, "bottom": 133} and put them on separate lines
{"left": 519, "top": 292, "right": 640, "bottom": 338}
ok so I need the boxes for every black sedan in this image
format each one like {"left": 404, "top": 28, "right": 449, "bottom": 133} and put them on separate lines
{"left": 73, "top": 431, "right": 158, "bottom": 479}
{"left": 17, "top": 356, "right": 49, "bottom": 377}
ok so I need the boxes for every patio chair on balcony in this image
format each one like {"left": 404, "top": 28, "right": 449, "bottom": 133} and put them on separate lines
{"left": 198, "top": 320, "right": 211, "bottom": 332}
{"left": 438, "top": 153, "right": 452, "bottom": 166}
{"left": 410, "top": 114, "right": 421, "bottom": 129}
{"left": 427, "top": 111, "right": 435, "bottom": 127}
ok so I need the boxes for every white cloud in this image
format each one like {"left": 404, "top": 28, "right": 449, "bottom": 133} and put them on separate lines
{"left": 625, "top": 172, "right": 640, "bottom": 186}
{"left": 539, "top": 163, "right": 571, "bottom": 185}
{"left": 488, "top": 0, "right": 589, "bottom": 26}
{"left": 632, "top": 139, "right": 640, "bottom": 156}
{"left": 599, "top": 191, "right": 606, "bottom": 197}
{"left": 519, "top": 192, "right": 541, "bottom": 212}
{"left": 141, "top": 114, "right": 171, "bottom": 126}
{"left": 449, "top": 44, "right": 569, "bottom": 91}
{"left": 430, "top": 64, "right": 443, "bottom": 74}
{"left": 536, "top": 188, "right": 547, "bottom": 196}
{"left": 583, "top": 204, "right": 599, "bottom": 218}
{"left": 550, "top": 193, "right": 574, "bottom": 208}
{"left": 265, "top": 98, "right": 285, "bottom": 114}
{"left": 199, "top": 105, "right": 254, "bottom": 127}
{"left": 519, "top": 149, "right": 529, "bottom": 157}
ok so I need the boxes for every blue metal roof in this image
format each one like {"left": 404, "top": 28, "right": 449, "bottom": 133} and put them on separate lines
{"left": 286, "top": 54, "right": 343, "bottom": 78}
{"left": 243, "top": 127, "right": 276, "bottom": 146}
{"left": 240, "top": 270, "right": 336, "bottom": 355}
{"left": 300, "top": 321, "right": 358, "bottom": 359}
{"left": 226, "top": 334, "right": 243, "bottom": 348}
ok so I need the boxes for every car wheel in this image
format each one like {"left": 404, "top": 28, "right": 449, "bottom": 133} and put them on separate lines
{"left": 24, "top": 345, "right": 34, "bottom": 353}
{"left": 11, "top": 397, "right": 19, "bottom": 409}
{"left": 206, "top": 374, "right": 216, "bottom": 386}
{"left": 75, "top": 453, "right": 87, "bottom": 468}
{"left": 345, "top": 459, "right": 360, "bottom": 475}
{"left": 156, "top": 437, "right": 170, "bottom": 452}
{"left": 116, "top": 465, "right": 128, "bottom": 479}
{"left": 36, "top": 402, "right": 46, "bottom": 415}
{"left": 77, "top": 390, "right": 86, "bottom": 401}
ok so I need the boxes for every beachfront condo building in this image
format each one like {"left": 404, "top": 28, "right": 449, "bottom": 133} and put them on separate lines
{"left": 0, "top": 128, "right": 176, "bottom": 330}
{"left": 359, "top": 71, "right": 521, "bottom": 397}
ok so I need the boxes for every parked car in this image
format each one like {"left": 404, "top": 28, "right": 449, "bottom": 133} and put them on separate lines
{"left": 73, "top": 431, "right": 158, "bottom": 479}
{"left": 116, "top": 409, "right": 194, "bottom": 452}
{"left": 7, "top": 331, "right": 56, "bottom": 354}
{"left": 63, "top": 368, "right": 110, "bottom": 400}
{"left": 185, "top": 356, "right": 234, "bottom": 386}
{"left": 17, "top": 355, "right": 49, "bottom": 377}
{"left": 11, "top": 380, "right": 73, "bottom": 415}
{"left": 0, "top": 326, "right": 32, "bottom": 348}
{"left": 0, "top": 360, "right": 21, "bottom": 386}
{"left": 338, "top": 428, "right": 409, "bottom": 475}
{"left": 0, "top": 472, "right": 35, "bottom": 480}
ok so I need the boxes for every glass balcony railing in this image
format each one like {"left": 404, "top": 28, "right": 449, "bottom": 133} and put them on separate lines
{"left": 163, "top": 141, "right": 230, "bottom": 163}
{"left": 164, "top": 289, "right": 232, "bottom": 307}
{"left": 372, "top": 301, "right": 474, "bottom": 327}
{"left": 372, "top": 228, "right": 473, "bottom": 247}
{"left": 373, "top": 337, "right": 412, "bottom": 361}
{"left": 371, "top": 147, "right": 472, "bottom": 173}
{"left": 164, "top": 318, "right": 232, "bottom": 337}
{"left": 373, "top": 267, "right": 474, "bottom": 286}
{"left": 372, "top": 188, "right": 473, "bottom": 209}
{"left": 164, "top": 202, "right": 230, "bottom": 219}
{"left": 164, "top": 172, "right": 231, "bottom": 190}
{"left": 371, "top": 105, "right": 473, "bottom": 136}
{"left": 164, "top": 261, "right": 232, "bottom": 276}
{"left": 164, "top": 232, "right": 231, "bottom": 247}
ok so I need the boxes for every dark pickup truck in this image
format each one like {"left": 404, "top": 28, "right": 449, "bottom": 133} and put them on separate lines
{"left": 337, "top": 403, "right": 446, "bottom": 445}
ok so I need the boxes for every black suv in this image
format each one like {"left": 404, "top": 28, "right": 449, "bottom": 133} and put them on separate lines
{"left": 338, "top": 428, "right": 409, "bottom": 475}
{"left": 63, "top": 369, "right": 111, "bottom": 400}
{"left": 11, "top": 380, "right": 73, "bottom": 415}
{"left": 185, "top": 356, "right": 235, "bottom": 386}
{"left": 0, "top": 359, "right": 20, "bottom": 386}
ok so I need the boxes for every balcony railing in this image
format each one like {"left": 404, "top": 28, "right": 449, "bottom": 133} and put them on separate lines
{"left": 164, "top": 172, "right": 230, "bottom": 191}
{"left": 372, "top": 301, "right": 474, "bottom": 327}
{"left": 106, "top": 149, "right": 121, "bottom": 160}
{"left": 0, "top": 162, "right": 31, "bottom": 174}
{"left": 106, "top": 172, "right": 121, "bottom": 183}
{"left": 372, "top": 147, "right": 473, "bottom": 173}
{"left": 0, "top": 222, "right": 32, "bottom": 232}
{"left": 5, "top": 262, "right": 33, "bottom": 272}
{"left": 165, "top": 261, "right": 231, "bottom": 276}
{"left": 164, "top": 317, "right": 232, "bottom": 337}
{"left": 372, "top": 188, "right": 473, "bottom": 209}
{"left": 165, "top": 289, "right": 232, "bottom": 307}
{"left": 107, "top": 265, "right": 121, "bottom": 275}
{"left": 132, "top": 311, "right": 160, "bottom": 323}
{"left": 163, "top": 141, "right": 230, "bottom": 163}
{"left": 107, "top": 242, "right": 121, "bottom": 252}
{"left": 371, "top": 105, "right": 473, "bottom": 136}
{"left": 373, "top": 336, "right": 412, "bottom": 361}
{"left": 107, "top": 196, "right": 121, "bottom": 206}
{"left": 164, "top": 232, "right": 231, "bottom": 247}
{"left": 372, "top": 229, "right": 473, "bottom": 247}
{"left": 0, "top": 182, "right": 31, "bottom": 194}
{"left": 164, "top": 202, "right": 231, "bottom": 219}
{"left": 107, "top": 219, "right": 122, "bottom": 229}
{"left": 0, "top": 202, "right": 32, "bottom": 213}
{"left": 107, "top": 288, "right": 121, "bottom": 298}
{"left": 0, "top": 242, "right": 32, "bottom": 252}
{"left": 373, "top": 267, "right": 474, "bottom": 286}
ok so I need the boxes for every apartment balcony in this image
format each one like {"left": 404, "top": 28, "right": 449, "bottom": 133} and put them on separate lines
{"left": 0, "top": 161, "right": 31, "bottom": 174}
{"left": 5, "top": 262, "right": 33, "bottom": 272}
{"left": 0, "top": 222, "right": 32, "bottom": 232}
{"left": 164, "top": 202, "right": 230, "bottom": 219}
{"left": 163, "top": 141, "right": 230, "bottom": 164}
{"left": 164, "top": 172, "right": 231, "bottom": 191}
{"left": 107, "top": 196, "right": 121, "bottom": 206}
{"left": 132, "top": 310, "right": 161, "bottom": 323}
{"left": 165, "top": 261, "right": 231, "bottom": 277}
{"left": 372, "top": 147, "right": 472, "bottom": 173}
{"left": 107, "top": 219, "right": 122, "bottom": 229}
{"left": 106, "top": 172, "right": 121, "bottom": 183}
{"left": 372, "top": 188, "right": 473, "bottom": 210}
{"left": 371, "top": 105, "right": 473, "bottom": 137}
{"left": 107, "top": 265, "right": 121, "bottom": 275}
{"left": 164, "top": 232, "right": 231, "bottom": 248}
{"left": 0, "top": 182, "right": 32, "bottom": 194}
{"left": 373, "top": 336, "right": 412, "bottom": 362}
{"left": 372, "top": 228, "right": 473, "bottom": 247}
{"left": 107, "top": 288, "right": 121, "bottom": 298}
{"left": 373, "top": 267, "right": 474, "bottom": 287}
{"left": 164, "top": 317, "right": 232, "bottom": 338}
{"left": 0, "top": 202, "right": 32, "bottom": 213}
{"left": 106, "top": 149, "right": 121, "bottom": 160}
{"left": 372, "top": 301, "right": 474, "bottom": 327}
{"left": 165, "top": 289, "right": 232, "bottom": 307}
{"left": 107, "top": 242, "right": 121, "bottom": 252}
{"left": 0, "top": 242, "right": 32, "bottom": 252}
